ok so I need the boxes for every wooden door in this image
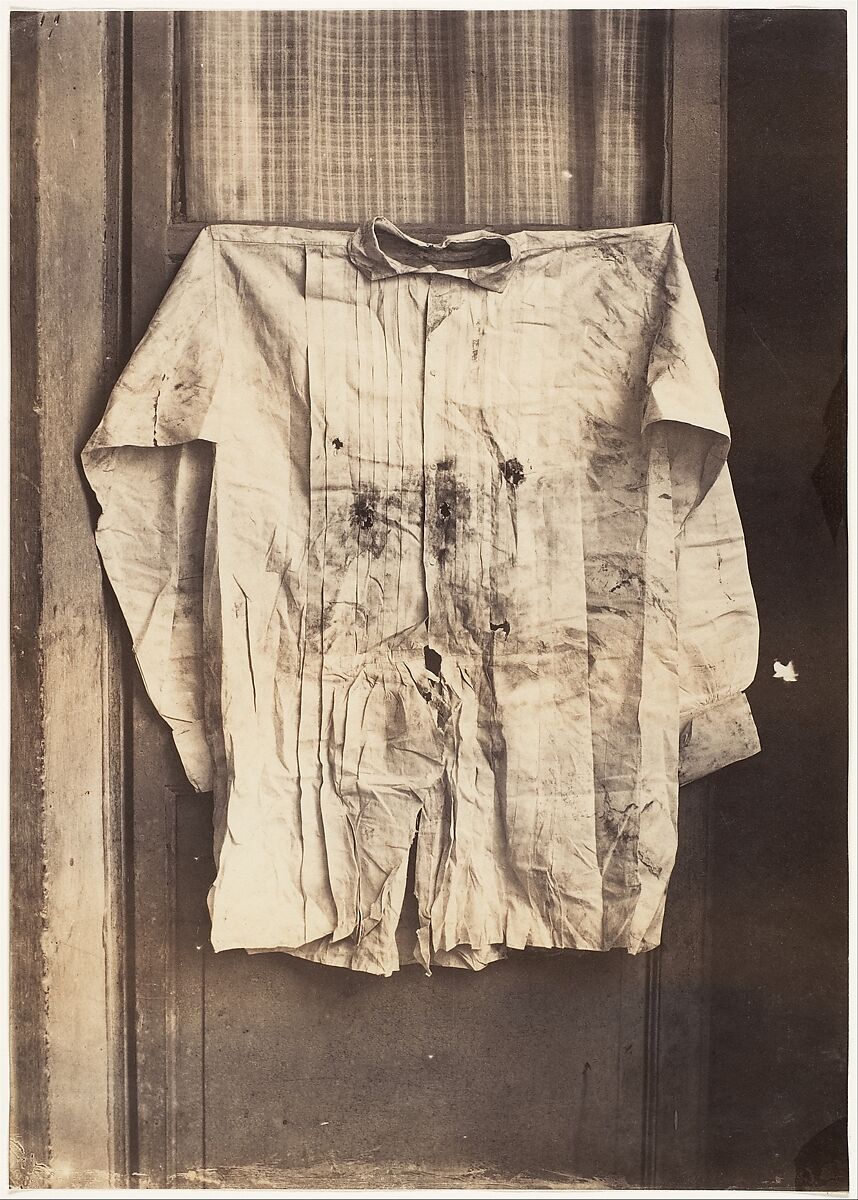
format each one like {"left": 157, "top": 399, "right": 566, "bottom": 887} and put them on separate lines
{"left": 123, "top": 12, "right": 725, "bottom": 1187}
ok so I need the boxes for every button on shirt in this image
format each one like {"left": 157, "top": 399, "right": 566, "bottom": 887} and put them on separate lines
{"left": 82, "top": 218, "right": 760, "bottom": 976}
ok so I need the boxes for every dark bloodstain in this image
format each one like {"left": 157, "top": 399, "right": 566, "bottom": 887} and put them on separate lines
{"left": 490, "top": 619, "right": 511, "bottom": 636}
{"left": 331, "top": 437, "right": 344, "bottom": 450}
{"left": 345, "top": 487, "right": 390, "bottom": 560}
{"left": 436, "top": 458, "right": 453, "bottom": 472}
{"left": 592, "top": 241, "right": 627, "bottom": 266}
{"left": 636, "top": 847, "right": 663, "bottom": 879}
{"left": 423, "top": 645, "right": 442, "bottom": 677}
{"left": 500, "top": 457, "right": 526, "bottom": 488}
{"left": 585, "top": 413, "right": 627, "bottom": 452}
{"left": 609, "top": 567, "right": 644, "bottom": 594}
{"left": 350, "top": 494, "right": 375, "bottom": 530}
{"left": 432, "top": 469, "right": 471, "bottom": 565}
{"left": 599, "top": 790, "right": 639, "bottom": 846}
{"left": 427, "top": 297, "right": 460, "bottom": 335}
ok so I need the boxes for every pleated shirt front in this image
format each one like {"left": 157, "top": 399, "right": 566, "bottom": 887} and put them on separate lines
{"left": 82, "top": 219, "right": 760, "bottom": 975}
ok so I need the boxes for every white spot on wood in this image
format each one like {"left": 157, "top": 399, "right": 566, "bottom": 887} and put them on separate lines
{"left": 773, "top": 659, "right": 798, "bottom": 682}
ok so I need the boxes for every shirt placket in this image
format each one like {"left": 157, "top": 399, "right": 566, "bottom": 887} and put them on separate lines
{"left": 421, "top": 274, "right": 466, "bottom": 649}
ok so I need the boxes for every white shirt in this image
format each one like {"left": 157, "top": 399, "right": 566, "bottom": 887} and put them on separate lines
{"left": 83, "top": 219, "right": 760, "bottom": 975}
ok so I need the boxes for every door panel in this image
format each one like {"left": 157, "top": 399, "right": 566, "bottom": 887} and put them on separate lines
{"left": 204, "top": 931, "right": 647, "bottom": 1179}
{"left": 158, "top": 790, "right": 649, "bottom": 1184}
{"left": 126, "top": 11, "right": 724, "bottom": 1187}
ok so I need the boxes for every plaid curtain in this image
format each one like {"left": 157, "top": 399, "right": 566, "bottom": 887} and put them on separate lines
{"left": 179, "top": 10, "right": 667, "bottom": 228}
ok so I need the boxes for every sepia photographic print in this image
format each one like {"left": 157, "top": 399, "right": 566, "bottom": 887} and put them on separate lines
{"left": 7, "top": 5, "right": 851, "bottom": 1194}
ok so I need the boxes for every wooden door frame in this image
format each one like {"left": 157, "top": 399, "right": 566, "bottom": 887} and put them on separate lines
{"left": 9, "top": 9, "right": 727, "bottom": 1188}
{"left": 128, "top": 11, "right": 728, "bottom": 1188}
{"left": 9, "top": 11, "right": 132, "bottom": 1188}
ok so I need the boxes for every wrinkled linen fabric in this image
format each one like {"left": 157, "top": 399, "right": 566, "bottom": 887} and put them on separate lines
{"left": 82, "top": 219, "right": 760, "bottom": 976}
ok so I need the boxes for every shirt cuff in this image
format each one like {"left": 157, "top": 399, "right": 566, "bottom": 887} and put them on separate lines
{"left": 678, "top": 693, "right": 761, "bottom": 786}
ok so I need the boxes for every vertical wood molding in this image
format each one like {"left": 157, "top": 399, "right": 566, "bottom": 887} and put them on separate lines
{"left": 131, "top": 11, "right": 178, "bottom": 338}
{"left": 647, "top": 779, "right": 715, "bottom": 1186}
{"left": 9, "top": 16, "right": 51, "bottom": 1176}
{"left": 170, "top": 789, "right": 211, "bottom": 1181}
{"left": 9, "top": 10, "right": 130, "bottom": 1187}
{"left": 101, "top": 16, "right": 135, "bottom": 1185}
{"left": 646, "top": 10, "right": 726, "bottom": 1188}
{"left": 37, "top": 8, "right": 112, "bottom": 1184}
{"left": 668, "top": 10, "right": 727, "bottom": 350}
{"left": 128, "top": 14, "right": 193, "bottom": 1182}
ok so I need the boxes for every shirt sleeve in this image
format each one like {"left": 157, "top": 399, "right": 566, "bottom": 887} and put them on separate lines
{"left": 643, "top": 224, "right": 761, "bottom": 785}
{"left": 81, "top": 227, "right": 222, "bottom": 792}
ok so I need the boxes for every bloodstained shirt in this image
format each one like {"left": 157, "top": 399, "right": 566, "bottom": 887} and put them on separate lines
{"left": 82, "top": 219, "right": 760, "bottom": 975}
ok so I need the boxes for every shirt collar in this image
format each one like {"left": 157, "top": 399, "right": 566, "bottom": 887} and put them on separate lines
{"left": 348, "top": 217, "right": 519, "bottom": 292}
